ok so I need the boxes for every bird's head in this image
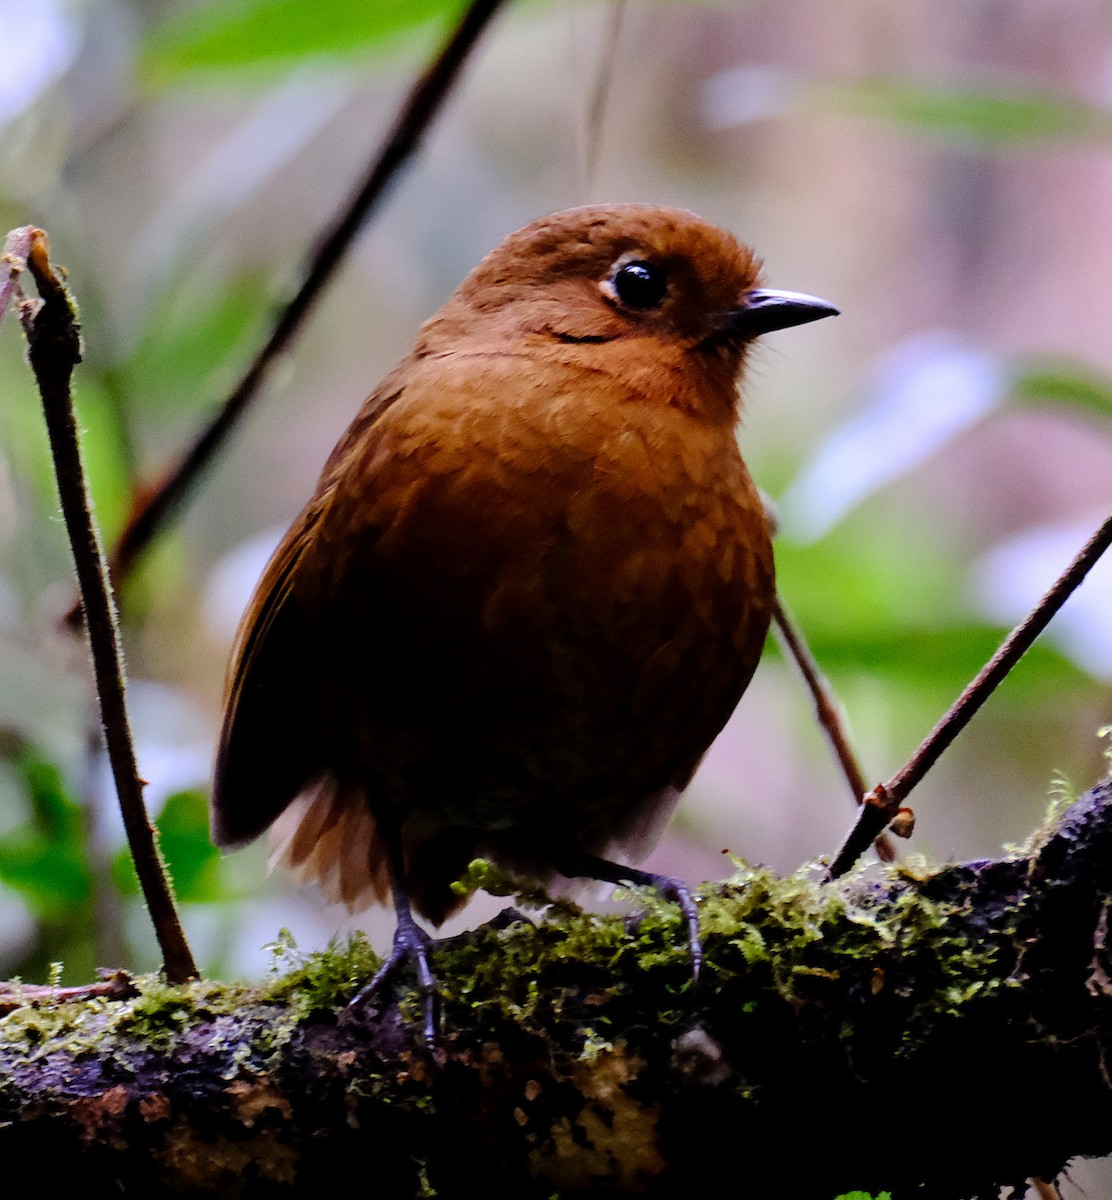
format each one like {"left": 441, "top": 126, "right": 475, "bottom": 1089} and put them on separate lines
{"left": 419, "top": 204, "right": 837, "bottom": 418}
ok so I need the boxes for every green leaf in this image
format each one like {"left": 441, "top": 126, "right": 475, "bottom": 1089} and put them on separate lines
{"left": 122, "top": 275, "right": 272, "bottom": 422}
{"left": 113, "top": 789, "right": 228, "bottom": 904}
{"left": 73, "top": 379, "right": 133, "bottom": 542}
{"left": 820, "top": 76, "right": 1112, "bottom": 145}
{"left": 774, "top": 525, "right": 961, "bottom": 643}
{"left": 0, "top": 752, "right": 92, "bottom": 915}
{"left": 145, "top": 0, "right": 463, "bottom": 81}
{"left": 773, "top": 527, "right": 1085, "bottom": 708}
{"left": 1009, "top": 358, "right": 1112, "bottom": 418}
{"left": 156, "top": 789, "right": 226, "bottom": 902}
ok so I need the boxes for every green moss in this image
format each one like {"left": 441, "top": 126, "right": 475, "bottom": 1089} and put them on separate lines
{"left": 0, "top": 853, "right": 1020, "bottom": 1094}
{"left": 695, "top": 855, "right": 1018, "bottom": 1044}
{"left": 0, "top": 991, "right": 105, "bottom": 1054}
{"left": 1010, "top": 776, "right": 1081, "bottom": 858}
{"left": 262, "top": 928, "right": 380, "bottom": 1017}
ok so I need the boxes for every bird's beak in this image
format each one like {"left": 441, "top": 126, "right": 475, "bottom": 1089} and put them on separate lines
{"left": 725, "top": 289, "right": 840, "bottom": 338}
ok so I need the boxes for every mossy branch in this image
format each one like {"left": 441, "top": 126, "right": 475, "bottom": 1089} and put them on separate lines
{"left": 2, "top": 780, "right": 1112, "bottom": 1197}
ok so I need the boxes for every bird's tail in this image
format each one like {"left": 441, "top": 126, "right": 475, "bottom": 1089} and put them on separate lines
{"left": 267, "top": 776, "right": 478, "bottom": 926}
{"left": 268, "top": 777, "right": 390, "bottom": 912}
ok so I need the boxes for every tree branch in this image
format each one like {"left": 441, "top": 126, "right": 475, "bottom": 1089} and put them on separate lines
{"left": 4, "top": 778, "right": 1112, "bottom": 1197}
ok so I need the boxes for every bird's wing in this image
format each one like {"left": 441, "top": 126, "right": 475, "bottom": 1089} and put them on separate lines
{"left": 210, "top": 369, "right": 413, "bottom": 850}
{"left": 210, "top": 493, "right": 331, "bottom": 850}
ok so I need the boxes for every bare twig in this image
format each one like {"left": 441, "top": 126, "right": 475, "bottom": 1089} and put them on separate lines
{"left": 0, "top": 970, "right": 136, "bottom": 1014}
{"left": 100, "top": 0, "right": 508, "bottom": 598}
{"left": 11, "top": 227, "right": 198, "bottom": 983}
{"left": 581, "top": 0, "right": 627, "bottom": 188}
{"left": 771, "top": 593, "right": 895, "bottom": 863}
{"left": 827, "top": 508, "right": 1112, "bottom": 880}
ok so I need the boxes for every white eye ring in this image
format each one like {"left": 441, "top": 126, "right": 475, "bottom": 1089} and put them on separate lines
{"left": 601, "top": 258, "right": 668, "bottom": 310}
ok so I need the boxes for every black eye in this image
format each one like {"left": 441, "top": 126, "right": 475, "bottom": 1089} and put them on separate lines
{"left": 612, "top": 260, "right": 668, "bottom": 310}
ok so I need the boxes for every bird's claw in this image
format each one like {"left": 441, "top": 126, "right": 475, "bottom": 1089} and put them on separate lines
{"left": 349, "top": 914, "right": 437, "bottom": 1045}
{"left": 554, "top": 849, "right": 703, "bottom": 984}
{"left": 650, "top": 875, "right": 703, "bottom": 984}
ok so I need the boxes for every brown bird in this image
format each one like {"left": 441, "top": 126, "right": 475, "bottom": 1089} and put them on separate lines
{"left": 211, "top": 204, "right": 836, "bottom": 1037}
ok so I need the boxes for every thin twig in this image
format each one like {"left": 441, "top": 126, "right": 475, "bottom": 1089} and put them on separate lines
{"left": 13, "top": 228, "right": 198, "bottom": 983}
{"left": 0, "top": 970, "right": 136, "bottom": 1014}
{"left": 827, "top": 508, "right": 1112, "bottom": 880}
{"left": 771, "top": 593, "right": 895, "bottom": 863}
{"left": 101, "top": 0, "right": 507, "bottom": 598}
{"left": 581, "top": 0, "right": 626, "bottom": 188}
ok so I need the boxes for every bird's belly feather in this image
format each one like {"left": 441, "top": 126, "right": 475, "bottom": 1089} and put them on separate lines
{"left": 295, "top": 378, "right": 774, "bottom": 840}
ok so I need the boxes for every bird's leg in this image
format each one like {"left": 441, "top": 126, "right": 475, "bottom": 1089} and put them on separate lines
{"left": 553, "top": 848, "right": 703, "bottom": 983}
{"left": 348, "top": 821, "right": 437, "bottom": 1045}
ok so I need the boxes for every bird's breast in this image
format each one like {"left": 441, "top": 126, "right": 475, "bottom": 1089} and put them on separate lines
{"left": 297, "top": 354, "right": 774, "bottom": 829}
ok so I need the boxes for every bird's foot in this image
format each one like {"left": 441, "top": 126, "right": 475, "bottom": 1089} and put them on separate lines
{"left": 555, "top": 850, "right": 703, "bottom": 983}
{"left": 643, "top": 870, "right": 703, "bottom": 983}
{"left": 349, "top": 911, "right": 437, "bottom": 1045}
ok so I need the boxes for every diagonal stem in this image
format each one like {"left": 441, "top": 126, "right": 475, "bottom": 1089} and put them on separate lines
{"left": 102, "top": 0, "right": 508, "bottom": 596}
{"left": 827, "top": 508, "right": 1112, "bottom": 881}
{"left": 771, "top": 593, "right": 895, "bottom": 862}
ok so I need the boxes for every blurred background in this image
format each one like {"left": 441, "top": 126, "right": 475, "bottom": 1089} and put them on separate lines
{"left": 1, "top": 0, "right": 1111, "bottom": 1170}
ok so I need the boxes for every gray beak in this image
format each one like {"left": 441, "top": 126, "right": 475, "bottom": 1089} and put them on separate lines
{"left": 728, "top": 288, "right": 840, "bottom": 337}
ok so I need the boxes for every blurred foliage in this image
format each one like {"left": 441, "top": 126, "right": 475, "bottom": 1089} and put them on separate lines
{"left": 774, "top": 536, "right": 1083, "bottom": 701}
{"left": 117, "top": 275, "right": 273, "bottom": 424}
{"left": 145, "top": 0, "right": 474, "bottom": 80}
{"left": 111, "top": 789, "right": 230, "bottom": 905}
{"left": 0, "top": 736, "right": 233, "bottom": 983}
{"left": 1010, "top": 358, "right": 1112, "bottom": 420}
{"left": 820, "top": 76, "right": 1112, "bottom": 145}
{"left": 0, "top": 743, "right": 92, "bottom": 919}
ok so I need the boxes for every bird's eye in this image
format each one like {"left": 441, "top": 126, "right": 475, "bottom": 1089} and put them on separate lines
{"left": 611, "top": 260, "right": 668, "bottom": 310}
